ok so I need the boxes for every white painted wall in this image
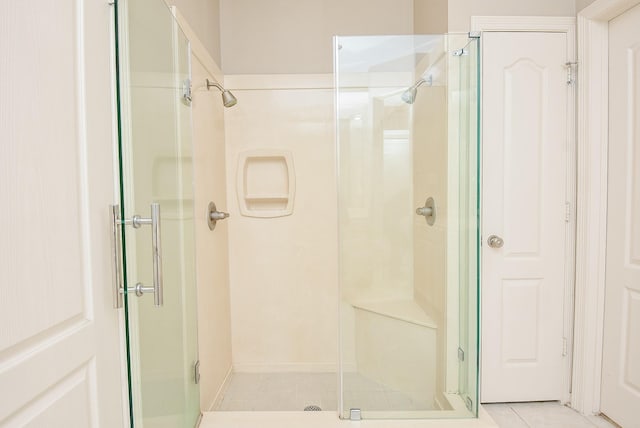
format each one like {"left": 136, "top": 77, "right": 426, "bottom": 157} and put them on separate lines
{"left": 167, "top": 0, "right": 222, "bottom": 65}
{"left": 219, "top": 0, "right": 414, "bottom": 74}
{"left": 217, "top": 0, "right": 588, "bottom": 74}
{"left": 448, "top": 0, "right": 576, "bottom": 32}
{"left": 414, "top": 0, "right": 449, "bottom": 34}
{"left": 575, "top": 0, "right": 597, "bottom": 12}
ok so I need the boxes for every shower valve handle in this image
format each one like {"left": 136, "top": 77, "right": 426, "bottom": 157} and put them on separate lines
{"left": 416, "top": 207, "right": 433, "bottom": 216}
{"left": 210, "top": 211, "right": 229, "bottom": 221}
{"left": 208, "top": 201, "right": 229, "bottom": 231}
{"left": 416, "top": 197, "right": 436, "bottom": 226}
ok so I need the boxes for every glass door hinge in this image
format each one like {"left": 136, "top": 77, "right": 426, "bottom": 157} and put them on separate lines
{"left": 182, "top": 78, "right": 192, "bottom": 105}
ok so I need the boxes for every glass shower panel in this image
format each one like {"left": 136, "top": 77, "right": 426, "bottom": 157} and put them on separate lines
{"left": 115, "top": 0, "right": 199, "bottom": 426}
{"left": 335, "top": 34, "right": 479, "bottom": 420}
{"left": 454, "top": 36, "right": 480, "bottom": 416}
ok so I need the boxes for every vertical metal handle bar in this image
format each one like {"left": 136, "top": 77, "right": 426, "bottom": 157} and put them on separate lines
{"left": 150, "top": 203, "right": 163, "bottom": 306}
{"left": 110, "top": 205, "right": 124, "bottom": 309}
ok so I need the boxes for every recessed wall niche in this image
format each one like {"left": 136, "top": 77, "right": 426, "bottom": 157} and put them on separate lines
{"left": 236, "top": 150, "right": 295, "bottom": 218}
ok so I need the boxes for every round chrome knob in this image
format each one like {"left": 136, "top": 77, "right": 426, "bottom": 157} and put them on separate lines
{"left": 487, "top": 235, "right": 504, "bottom": 248}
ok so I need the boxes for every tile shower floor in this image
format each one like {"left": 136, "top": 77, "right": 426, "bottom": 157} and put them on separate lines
{"left": 215, "top": 372, "right": 430, "bottom": 412}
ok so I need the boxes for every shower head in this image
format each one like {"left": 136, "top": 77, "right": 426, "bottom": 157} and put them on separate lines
{"left": 401, "top": 77, "right": 429, "bottom": 104}
{"left": 206, "top": 79, "right": 238, "bottom": 108}
{"left": 221, "top": 89, "right": 237, "bottom": 108}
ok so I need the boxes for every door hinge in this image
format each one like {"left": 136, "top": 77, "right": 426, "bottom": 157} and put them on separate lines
{"left": 194, "top": 360, "right": 201, "bottom": 384}
{"left": 562, "top": 337, "right": 568, "bottom": 356}
{"left": 182, "top": 78, "right": 192, "bottom": 105}
{"left": 565, "top": 201, "right": 571, "bottom": 223}
{"left": 458, "top": 347, "right": 465, "bottom": 362}
{"left": 565, "top": 62, "right": 578, "bottom": 85}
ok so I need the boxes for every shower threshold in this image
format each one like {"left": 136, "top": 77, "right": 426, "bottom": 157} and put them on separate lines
{"left": 199, "top": 407, "right": 498, "bottom": 428}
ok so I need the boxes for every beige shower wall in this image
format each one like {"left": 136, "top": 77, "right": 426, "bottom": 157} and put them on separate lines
{"left": 191, "top": 56, "right": 233, "bottom": 410}
{"left": 175, "top": 7, "right": 234, "bottom": 409}
{"left": 412, "top": 87, "right": 448, "bottom": 324}
{"left": 412, "top": 85, "right": 448, "bottom": 405}
{"left": 223, "top": 75, "right": 339, "bottom": 372}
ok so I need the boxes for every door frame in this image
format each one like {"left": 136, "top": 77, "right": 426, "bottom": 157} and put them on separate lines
{"left": 572, "top": 0, "right": 640, "bottom": 416}
{"left": 471, "top": 16, "right": 577, "bottom": 406}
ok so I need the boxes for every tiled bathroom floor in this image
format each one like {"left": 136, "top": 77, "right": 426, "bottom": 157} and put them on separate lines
{"left": 483, "top": 402, "right": 620, "bottom": 428}
{"left": 215, "top": 372, "right": 428, "bottom": 412}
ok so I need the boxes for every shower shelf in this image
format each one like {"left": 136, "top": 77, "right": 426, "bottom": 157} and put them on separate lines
{"left": 237, "top": 150, "right": 295, "bottom": 218}
{"left": 243, "top": 194, "right": 289, "bottom": 201}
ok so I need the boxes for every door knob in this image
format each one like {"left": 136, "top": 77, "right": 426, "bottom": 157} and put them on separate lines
{"left": 487, "top": 235, "right": 504, "bottom": 248}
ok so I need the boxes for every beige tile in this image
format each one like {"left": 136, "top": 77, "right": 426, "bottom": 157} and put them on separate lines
{"left": 585, "top": 415, "right": 620, "bottom": 428}
{"left": 483, "top": 404, "right": 529, "bottom": 428}
{"left": 510, "top": 402, "right": 596, "bottom": 428}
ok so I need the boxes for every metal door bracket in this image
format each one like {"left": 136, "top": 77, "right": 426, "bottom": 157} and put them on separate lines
{"left": 194, "top": 360, "right": 201, "bottom": 384}
{"left": 349, "top": 409, "right": 361, "bottom": 421}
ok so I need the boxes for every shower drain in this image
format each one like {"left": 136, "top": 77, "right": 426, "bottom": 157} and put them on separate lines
{"left": 304, "top": 405, "right": 322, "bottom": 411}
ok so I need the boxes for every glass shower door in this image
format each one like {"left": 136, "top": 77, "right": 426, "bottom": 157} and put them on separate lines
{"left": 114, "top": 0, "right": 200, "bottom": 426}
{"left": 335, "top": 34, "right": 479, "bottom": 420}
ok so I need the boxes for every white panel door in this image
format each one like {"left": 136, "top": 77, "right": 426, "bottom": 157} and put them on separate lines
{"left": 481, "top": 32, "right": 569, "bottom": 402}
{"left": 601, "top": 4, "right": 640, "bottom": 427}
{"left": 0, "top": 1, "right": 125, "bottom": 426}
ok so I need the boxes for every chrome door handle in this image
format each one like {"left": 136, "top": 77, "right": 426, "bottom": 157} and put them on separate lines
{"left": 110, "top": 205, "right": 124, "bottom": 309}
{"left": 149, "top": 203, "right": 163, "bottom": 306}
{"left": 110, "top": 203, "right": 164, "bottom": 308}
{"left": 208, "top": 201, "right": 229, "bottom": 230}
{"left": 487, "top": 235, "right": 504, "bottom": 248}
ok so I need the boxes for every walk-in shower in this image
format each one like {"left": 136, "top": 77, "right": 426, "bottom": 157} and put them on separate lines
{"left": 113, "top": 0, "right": 479, "bottom": 424}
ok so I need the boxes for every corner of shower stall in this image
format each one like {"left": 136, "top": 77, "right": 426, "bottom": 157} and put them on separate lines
{"left": 335, "top": 33, "right": 480, "bottom": 420}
